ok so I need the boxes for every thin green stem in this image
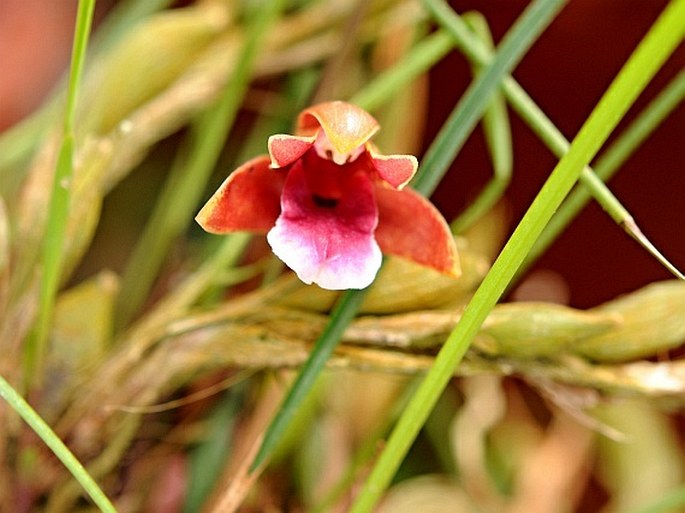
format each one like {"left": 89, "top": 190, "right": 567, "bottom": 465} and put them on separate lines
{"left": 63, "top": 3, "right": 95, "bottom": 135}
{"left": 0, "top": 0, "right": 172, "bottom": 183}
{"left": 524, "top": 70, "right": 685, "bottom": 275}
{"left": 114, "top": 0, "right": 283, "bottom": 330}
{"left": 250, "top": 287, "right": 370, "bottom": 471}
{"left": 411, "top": 0, "right": 567, "bottom": 196}
{"left": 350, "top": 30, "right": 455, "bottom": 111}
{"left": 596, "top": 71, "right": 685, "bottom": 176}
{"left": 428, "top": 0, "right": 683, "bottom": 279}
{"left": 349, "top": 1, "right": 685, "bottom": 510}
{"left": 27, "top": 0, "right": 96, "bottom": 384}
{"left": 0, "top": 374, "right": 116, "bottom": 512}
{"left": 450, "top": 12, "right": 512, "bottom": 233}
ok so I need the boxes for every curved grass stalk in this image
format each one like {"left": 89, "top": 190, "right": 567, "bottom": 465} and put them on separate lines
{"left": 350, "top": 30, "right": 455, "bottom": 111}
{"left": 410, "top": 0, "right": 566, "bottom": 196}
{"left": 6, "top": 2, "right": 167, "bottom": 509}
{"left": 525, "top": 70, "right": 685, "bottom": 277}
{"left": 449, "top": 11, "right": 512, "bottom": 234}
{"left": 26, "top": 0, "right": 95, "bottom": 385}
{"left": 249, "top": 287, "right": 370, "bottom": 471}
{"left": 349, "top": 1, "right": 685, "bottom": 510}
{"left": 426, "top": 0, "right": 684, "bottom": 279}
{"left": 0, "top": 375, "right": 116, "bottom": 513}
{"left": 0, "top": 0, "right": 174, "bottom": 188}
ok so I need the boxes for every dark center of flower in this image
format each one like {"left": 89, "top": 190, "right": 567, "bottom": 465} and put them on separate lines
{"left": 312, "top": 194, "right": 339, "bottom": 208}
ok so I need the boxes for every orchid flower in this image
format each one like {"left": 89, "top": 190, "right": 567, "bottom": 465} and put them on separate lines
{"left": 196, "top": 101, "right": 459, "bottom": 290}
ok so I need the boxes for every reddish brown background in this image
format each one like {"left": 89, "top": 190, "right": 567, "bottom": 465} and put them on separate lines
{"left": 429, "top": 0, "right": 684, "bottom": 307}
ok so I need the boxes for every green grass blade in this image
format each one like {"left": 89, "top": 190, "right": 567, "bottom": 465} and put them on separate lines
{"left": 26, "top": 0, "right": 96, "bottom": 384}
{"left": 350, "top": 30, "right": 455, "bottom": 111}
{"left": 349, "top": 1, "right": 685, "bottom": 511}
{"left": 623, "top": 219, "right": 685, "bottom": 280}
{"left": 250, "top": 287, "right": 369, "bottom": 471}
{"left": 524, "top": 70, "right": 685, "bottom": 276}
{"left": 114, "top": 0, "right": 283, "bottom": 330}
{"left": 428, "top": 1, "right": 684, "bottom": 279}
{"left": 412, "top": 0, "right": 567, "bottom": 196}
{"left": 0, "top": 0, "right": 171, "bottom": 190}
{"left": 595, "top": 71, "right": 685, "bottom": 176}
{"left": 450, "top": 11, "right": 513, "bottom": 233}
{"left": 0, "top": 374, "right": 116, "bottom": 512}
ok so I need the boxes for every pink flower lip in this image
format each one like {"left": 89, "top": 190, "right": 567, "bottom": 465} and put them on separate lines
{"left": 196, "top": 101, "right": 460, "bottom": 290}
{"left": 266, "top": 160, "right": 382, "bottom": 290}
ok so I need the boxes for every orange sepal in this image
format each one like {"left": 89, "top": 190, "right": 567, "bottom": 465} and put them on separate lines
{"left": 374, "top": 185, "right": 460, "bottom": 277}
{"left": 196, "top": 156, "right": 284, "bottom": 234}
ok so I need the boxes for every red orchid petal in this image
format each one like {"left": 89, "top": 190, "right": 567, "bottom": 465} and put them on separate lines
{"left": 266, "top": 161, "right": 381, "bottom": 290}
{"left": 268, "top": 134, "right": 315, "bottom": 168}
{"left": 297, "top": 101, "right": 380, "bottom": 156}
{"left": 375, "top": 186, "right": 460, "bottom": 277}
{"left": 195, "top": 156, "right": 284, "bottom": 234}
{"left": 369, "top": 151, "right": 418, "bottom": 189}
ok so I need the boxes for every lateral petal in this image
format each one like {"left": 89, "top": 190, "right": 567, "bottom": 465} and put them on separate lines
{"left": 268, "top": 134, "right": 315, "bottom": 168}
{"left": 369, "top": 151, "right": 418, "bottom": 189}
{"left": 375, "top": 185, "right": 460, "bottom": 277}
{"left": 195, "top": 156, "right": 284, "bottom": 234}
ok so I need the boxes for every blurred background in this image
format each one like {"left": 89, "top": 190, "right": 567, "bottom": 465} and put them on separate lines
{"left": 1, "top": 2, "right": 684, "bottom": 512}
